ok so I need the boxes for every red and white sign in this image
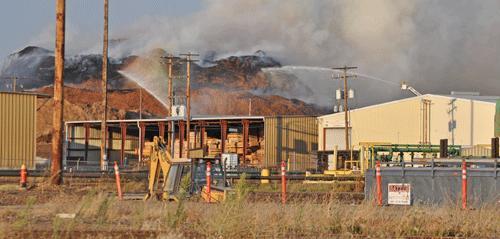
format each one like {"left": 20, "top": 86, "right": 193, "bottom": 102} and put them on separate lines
{"left": 388, "top": 183, "right": 411, "bottom": 205}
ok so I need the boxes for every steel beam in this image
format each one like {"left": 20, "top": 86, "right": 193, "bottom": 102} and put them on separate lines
{"left": 221, "top": 120, "right": 227, "bottom": 153}
{"left": 139, "top": 122, "right": 145, "bottom": 161}
{"left": 242, "top": 119, "right": 250, "bottom": 164}
{"left": 120, "top": 122, "right": 127, "bottom": 166}
{"left": 200, "top": 121, "right": 206, "bottom": 155}
{"left": 158, "top": 121, "right": 165, "bottom": 138}
{"left": 84, "top": 123, "right": 90, "bottom": 162}
{"left": 179, "top": 121, "right": 185, "bottom": 157}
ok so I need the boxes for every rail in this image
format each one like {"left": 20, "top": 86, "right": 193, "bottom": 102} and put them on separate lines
{"left": 0, "top": 169, "right": 148, "bottom": 178}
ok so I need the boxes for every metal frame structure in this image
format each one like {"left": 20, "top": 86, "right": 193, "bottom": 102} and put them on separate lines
{"left": 64, "top": 116, "right": 265, "bottom": 171}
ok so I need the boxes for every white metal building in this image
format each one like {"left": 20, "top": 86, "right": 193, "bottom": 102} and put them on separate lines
{"left": 318, "top": 94, "right": 498, "bottom": 151}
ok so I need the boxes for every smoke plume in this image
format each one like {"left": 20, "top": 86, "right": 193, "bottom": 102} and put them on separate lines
{"left": 26, "top": 0, "right": 500, "bottom": 106}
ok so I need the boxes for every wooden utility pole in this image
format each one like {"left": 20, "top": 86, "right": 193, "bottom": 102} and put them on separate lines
{"left": 248, "top": 98, "right": 252, "bottom": 116}
{"left": 165, "top": 54, "right": 174, "bottom": 149}
{"left": 180, "top": 53, "right": 198, "bottom": 158}
{"left": 139, "top": 87, "right": 142, "bottom": 119}
{"left": 51, "top": 0, "right": 65, "bottom": 185}
{"left": 160, "top": 54, "right": 176, "bottom": 154}
{"left": 12, "top": 77, "right": 16, "bottom": 92}
{"left": 332, "top": 66, "right": 357, "bottom": 152}
{"left": 100, "top": 0, "right": 109, "bottom": 170}
{"left": 165, "top": 54, "right": 174, "bottom": 114}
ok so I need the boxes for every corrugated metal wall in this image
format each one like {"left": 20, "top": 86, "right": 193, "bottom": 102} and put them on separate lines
{"left": 0, "top": 93, "right": 36, "bottom": 169}
{"left": 319, "top": 95, "right": 496, "bottom": 148}
{"left": 263, "top": 116, "right": 318, "bottom": 171}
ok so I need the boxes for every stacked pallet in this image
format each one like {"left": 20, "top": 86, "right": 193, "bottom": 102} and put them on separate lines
{"left": 225, "top": 133, "right": 243, "bottom": 154}
{"left": 249, "top": 135, "right": 260, "bottom": 147}
{"left": 173, "top": 139, "right": 187, "bottom": 158}
{"left": 187, "top": 131, "right": 208, "bottom": 149}
{"left": 246, "top": 138, "right": 265, "bottom": 165}
{"left": 206, "top": 137, "right": 221, "bottom": 157}
{"left": 169, "top": 131, "right": 265, "bottom": 164}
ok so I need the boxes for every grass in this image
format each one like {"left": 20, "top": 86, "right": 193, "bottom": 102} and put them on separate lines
{"left": 0, "top": 184, "right": 20, "bottom": 191}
{"left": 0, "top": 181, "right": 498, "bottom": 238}
{"left": 248, "top": 180, "right": 364, "bottom": 193}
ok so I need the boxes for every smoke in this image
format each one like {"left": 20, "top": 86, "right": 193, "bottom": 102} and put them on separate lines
{"left": 26, "top": 0, "right": 500, "bottom": 106}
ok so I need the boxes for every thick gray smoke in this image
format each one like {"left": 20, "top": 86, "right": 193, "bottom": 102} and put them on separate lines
{"left": 27, "top": 0, "right": 500, "bottom": 107}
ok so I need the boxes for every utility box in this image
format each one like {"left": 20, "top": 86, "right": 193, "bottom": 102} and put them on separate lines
{"left": 221, "top": 153, "right": 238, "bottom": 170}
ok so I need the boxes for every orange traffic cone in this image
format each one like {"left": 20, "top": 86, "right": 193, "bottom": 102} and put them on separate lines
{"left": 20, "top": 164, "right": 27, "bottom": 189}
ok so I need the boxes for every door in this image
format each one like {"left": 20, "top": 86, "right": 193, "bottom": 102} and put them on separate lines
{"left": 324, "top": 127, "right": 351, "bottom": 150}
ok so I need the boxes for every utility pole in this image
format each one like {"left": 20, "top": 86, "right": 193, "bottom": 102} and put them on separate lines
{"left": 165, "top": 54, "right": 174, "bottom": 115}
{"left": 0, "top": 76, "right": 21, "bottom": 92}
{"left": 448, "top": 99, "right": 457, "bottom": 145}
{"left": 180, "top": 52, "right": 199, "bottom": 158}
{"left": 0, "top": 76, "right": 33, "bottom": 92}
{"left": 165, "top": 54, "right": 174, "bottom": 150}
{"left": 139, "top": 87, "right": 142, "bottom": 119}
{"left": 248, "top": 98, "right": 252, "bottom": 116}
{"left": 12, "top": 77, "right": 16, "bottom": 92}
{"left": 51, "top": 0, "right": 65, "bottom": 185}
{"left": 332, "top": 66, "right": 357, "bottom": 153}
{"left": 100, "top": 0, "right": 109, "bottom": 170}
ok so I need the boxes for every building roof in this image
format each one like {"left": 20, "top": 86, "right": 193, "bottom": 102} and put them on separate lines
{"left": 65, "top": 115, "right": 266, "bottom": 124}
{"left": 0, "top": 91, "right": 51, "bottom": 98}
{"left": 438, "top": 94, "right": 500, "bottom": 103}
{"left": 318, "top": 94, "right": 497, "bottom": 119}
{"left": 64, "top": 115, "right": 319, "bottom": 125}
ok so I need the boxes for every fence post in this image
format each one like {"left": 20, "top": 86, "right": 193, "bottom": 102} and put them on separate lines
{"left": 461, "top": 160, "right": 467, "bottom": 209}
{"left": 281, "top": 159, "right": 287, "bottom": 204}
{"left": 114, "top": 162, "right": 123, "bottom": 200}
{"left": 20, "top": 164, "right": 27, "bottom": 189}
{"left": 206, "top": 161, "right": 211, "bottom": 203}
{"left": 376, "top": 161, "right": 382, "bottom": 206}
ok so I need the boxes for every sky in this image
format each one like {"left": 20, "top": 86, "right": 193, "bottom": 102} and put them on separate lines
{"left": 1, "top": 0, "right": 499, "bottom": 101}
{"left": 0, "top": 0, "right": 202, "bottom": 58}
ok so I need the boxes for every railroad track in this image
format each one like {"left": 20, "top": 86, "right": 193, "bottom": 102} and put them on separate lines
{"left": 0, "top": 169, "right": 148, "bottom": 178}
{"left": 0, "top": 169, "right": 364, "bottom": 182}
